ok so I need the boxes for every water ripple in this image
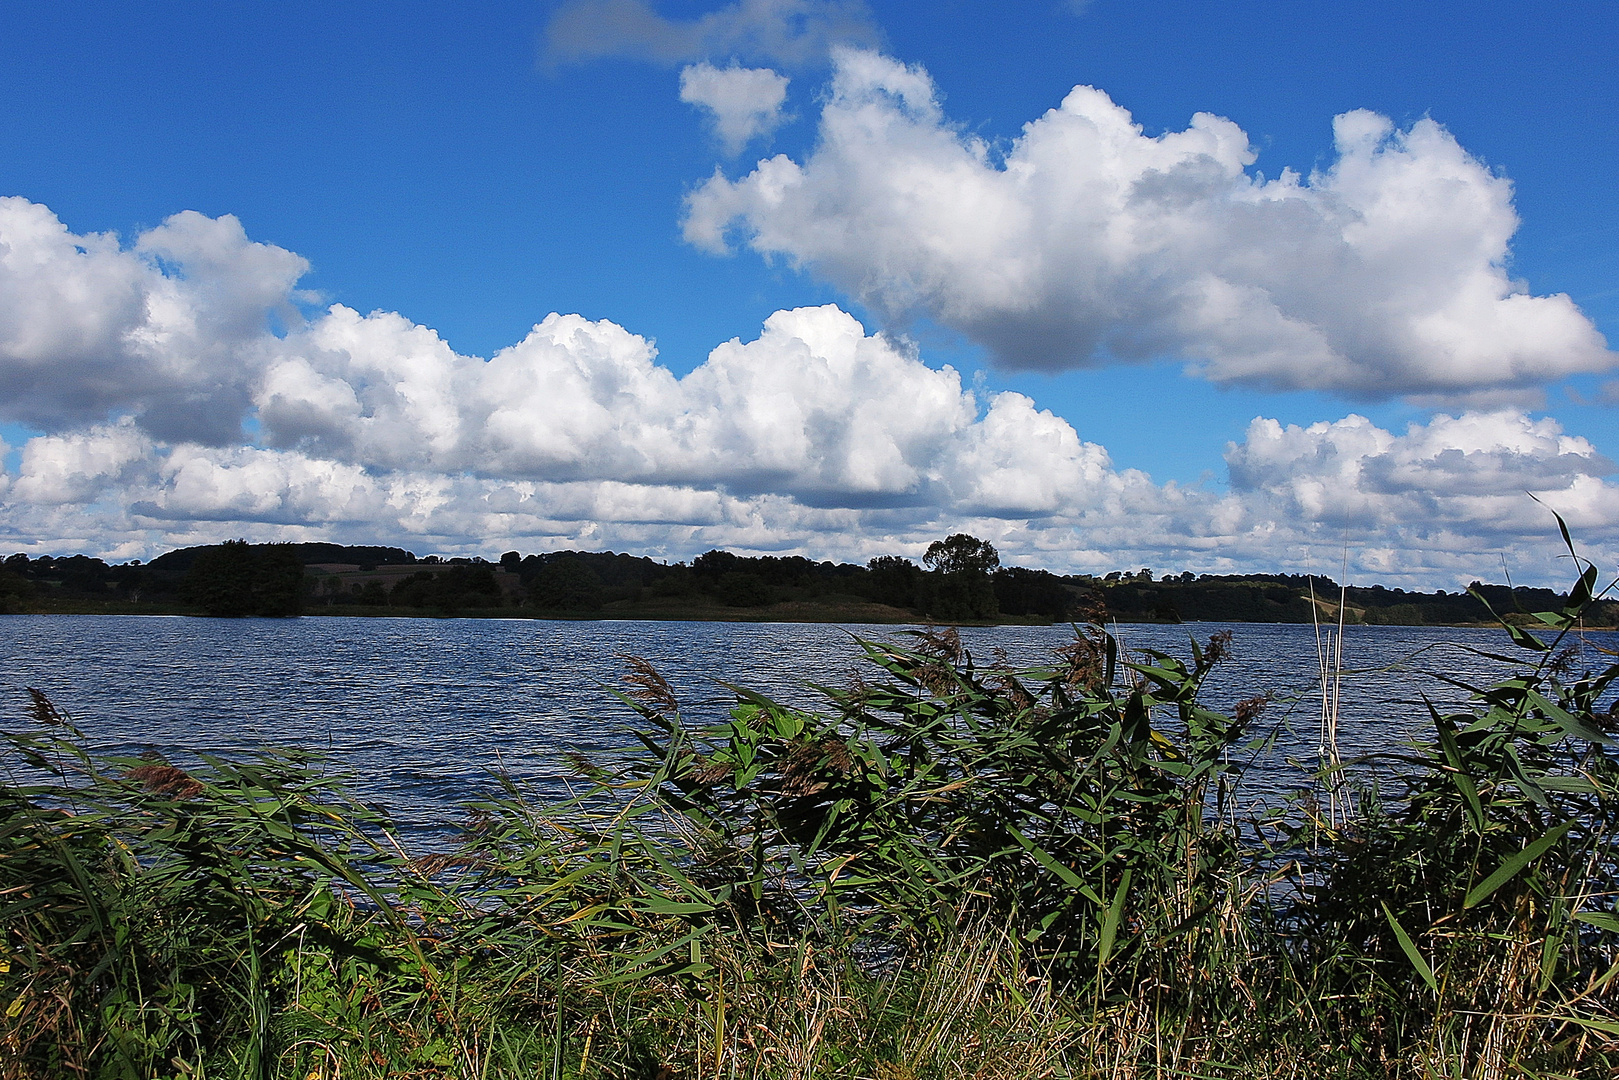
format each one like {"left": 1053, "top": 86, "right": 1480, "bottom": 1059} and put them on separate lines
{"left": 3, "top": 615, "right": 1610, "bottom": 839}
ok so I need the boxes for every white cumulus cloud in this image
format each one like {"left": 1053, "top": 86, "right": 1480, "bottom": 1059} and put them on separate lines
{"left": 10, "top": 420, "right": 153, "bottom": 506}
{"left": 1226, "top": 410, "right": 1619, "bottom": 538}
{"left": 680, "top": 62, "right": 791, "bottom": 153}
{"left": 684, "top": 48, "right": 1614, "bottom": 401}
{"left": 9, "top": 405, "right": 1618, "bottom": 591}
{"left": 0, "top": 198, "right": 307, "bottom": 443}
{"left": 256, "top": 300, "right": 1110, "bottom": 515}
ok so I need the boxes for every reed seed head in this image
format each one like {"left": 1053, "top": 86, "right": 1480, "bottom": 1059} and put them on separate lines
{"left": 123, "top": 762, "right": 203, "bottom": 799}
{"left": 619, "top": 653, "right": 679, "bottom": 713}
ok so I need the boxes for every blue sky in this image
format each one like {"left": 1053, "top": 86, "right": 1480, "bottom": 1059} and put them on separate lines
{"left": 1, "top": 1, "right": 1616, "bottom": 585}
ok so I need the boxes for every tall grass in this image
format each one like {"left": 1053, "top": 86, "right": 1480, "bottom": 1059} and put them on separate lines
{"left": 4, "top": 538, "right": 1618, "bottom": 1077}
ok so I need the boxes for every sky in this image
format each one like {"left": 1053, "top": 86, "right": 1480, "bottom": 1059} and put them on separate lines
{"left": 1, "top": 0, "right": 1617, "bottom": 587}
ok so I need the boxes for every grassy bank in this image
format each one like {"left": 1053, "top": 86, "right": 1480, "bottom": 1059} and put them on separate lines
{"left": 4, "top": 559, "right": 1618, "bottom": 1078}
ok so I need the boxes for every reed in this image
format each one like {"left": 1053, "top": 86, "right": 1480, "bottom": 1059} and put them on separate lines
{"left": 3, "top": 528, "right": 1618, "bottom": 1078}
{"left": 1309, "top": 548, "right": 1354, "bottom": 832}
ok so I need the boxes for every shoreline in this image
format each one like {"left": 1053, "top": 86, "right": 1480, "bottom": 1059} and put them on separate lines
{"left": 1, "top": 600, "right": 1521, "bottom": 629}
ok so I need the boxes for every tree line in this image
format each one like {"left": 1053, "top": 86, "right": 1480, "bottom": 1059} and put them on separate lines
{"left": 4, "top": 536, "right": 1612, "bottom": 625}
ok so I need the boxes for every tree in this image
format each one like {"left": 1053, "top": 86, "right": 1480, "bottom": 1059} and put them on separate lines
{"left": 0, "top": 565, "right": 33, "bottom": 614}
{"left": 183, "top": 541, "right": 304, "bottom": 617}
{"left": 918, "top": 534, "right": 1000, "bottom": 620}
{"left": 691, "top": 550, "right": 743, "bottom": 579}
{"left": 992, "top": 566, "right": 1073, "bottom": 620}
{"left": 716, "top": 571, "right": 772, "bottom": 607}
{"left": 922, "top": 534, "right": 1000, "bottom": 575}
{"left": 865, "top": 555, "right": 921, "bottom": 609}
{"left": 391, "top": 566, "right": 503, "bottom": 612}
{"left": 528, "top": 557, "right": 605, "bottom": 611}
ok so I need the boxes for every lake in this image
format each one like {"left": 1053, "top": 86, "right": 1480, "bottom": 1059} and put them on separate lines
{"left": 1, "top": 614, "right": 1603, "bottom": 841}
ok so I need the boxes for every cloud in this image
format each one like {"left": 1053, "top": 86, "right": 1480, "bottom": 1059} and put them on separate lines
{"left": 680, "top": 62, "right": 791, "bottom": 153}
{"left": 257, "top": 301, "right": 1111, "bottom": 514}
{"left": 684, "top": 49, "right": 1615, "bottom": 401}
{"left": 9, "top": 419, "right": 152, "bottom": 505}
{"left": 1226, "top": 410, "right": 1619, "bottom": 536}
{"left": 545, "top": 0, "right": 880, "bottom": 69}
{"left": 0, "top": 198, "right": 307, "bottom": 443}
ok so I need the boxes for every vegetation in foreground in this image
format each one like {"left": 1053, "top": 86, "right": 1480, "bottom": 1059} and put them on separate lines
{"left": 8, "top": 533, "right": 1614, "bottom": 625}
{"left": 4, "top": 541, "right": 1619, "bottom": 1078}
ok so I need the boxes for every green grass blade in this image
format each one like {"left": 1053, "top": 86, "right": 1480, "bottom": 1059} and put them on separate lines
{"left": 1097, "top": 868, "right": 1131, "bottom": 970}
{"left": 1381, "top": 902, "right": 1437, "bottom": 993}
{"left": 1464, "top": 820, "right": 1576, "bottom": 909}
{"left": 1574, "top": 911, "right": 1619, "bottom": 933}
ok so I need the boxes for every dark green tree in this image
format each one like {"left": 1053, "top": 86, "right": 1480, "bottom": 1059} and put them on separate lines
{"left": 528, "top": 557, "right": 605, "bottom": 611}
{"left": 390, "top": 566, "right": 502, "bottom": 612}
{"left": 992, "top": 566, "right": 1074, "bottom": 620}
{"left": 864, "top": 555, "right": 921, "bottom": 609}
{"left": 716, "top": 571, "right": 772, "bottom": 607}
{"left": 918, "top": 534, "right": 1000, "bottom": 620}
{"left": 182, "top": 541, "right": 304, "bottom": 617}
{"left": 691, "top": 549, "right": 743, "bottom": 579}
{"left": 922, "top": 534, "right": 1000, "bottom": 575}
{"left": 0, "top": 565, "right": 33, "bottom": 613}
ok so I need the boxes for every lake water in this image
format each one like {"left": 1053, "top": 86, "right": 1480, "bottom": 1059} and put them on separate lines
{"left": 2, "top": 614, "right": 1608, "bottom": 841}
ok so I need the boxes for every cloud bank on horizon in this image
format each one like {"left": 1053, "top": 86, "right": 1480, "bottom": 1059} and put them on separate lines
{"left": 2, "top": 43, "right": 1616, "bottom": 587}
